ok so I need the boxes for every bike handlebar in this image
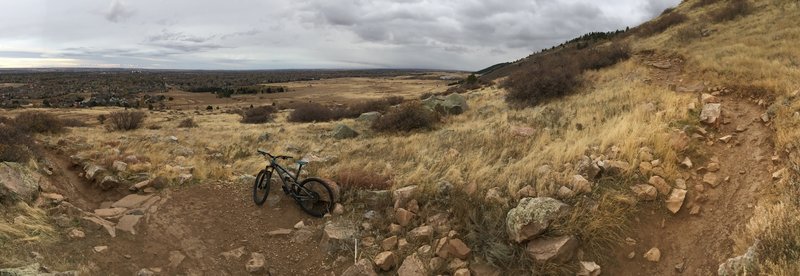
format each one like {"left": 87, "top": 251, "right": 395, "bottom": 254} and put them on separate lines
{"left": 257, "top": 149, "right": 292, "bottom": 160}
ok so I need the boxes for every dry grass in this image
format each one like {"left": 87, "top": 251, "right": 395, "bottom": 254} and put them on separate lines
{"left": 0, "top": 202, "right": 57, "bottom": 244}
{"left": 334, "top": 167, "right": 392, "bottom": 190}
{"left": 7, "top": 1, "right": 800, "bottom": 271}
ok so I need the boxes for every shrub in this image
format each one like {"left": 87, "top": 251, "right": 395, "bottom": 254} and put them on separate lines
{"left": 349, "top": 100, "right": 388, "bottom": 116}
{"left": 14, "top": 111, "right": 65, "bottom": 134}
{"left": 62, "top": 118, "right": 87, "bottom": 127}
{"left": 504, "top": 43, "right": 630, "bottom": 107}
{"left": 0, "top": 124, "right": 31, "bottom": 162}
{"left": 712, "top": 0, "right": 750, "bottom": 22}
{"left": 673, "top": 25, "right": 703, "bottom": 43}
{"left": 637, "top": 12, "right": 688, "bottom": 37}
{"left": 384, "top": 96, "right": 404, "bottom": 106}
{"left": 505, "top": 66, "right": 580, "bottom": 107}
{"left": 97, "top": 114, "right": 106, "bottom": 124}
{"left": 581, "top": 44, "right": 631, "bottom": 70}
{"left": 177, "top": 118, "right": 198, "bottom": 128}
{"left": 108, "top": 110, "right": 146, "bottom": 131}
{"left": 239, "top": 106, "right": 276, "bottom": 124}
{"left": 692, "top": 0, "right": 720, "bottom": 8}
{"left": 372, "top": 101, "right": 438, "bottom": 132}
{"left": 335, "top": 168, "right": 392, "bottom": 190}
{"left": 287, "top": 102, "right": 336, "bottom": 122}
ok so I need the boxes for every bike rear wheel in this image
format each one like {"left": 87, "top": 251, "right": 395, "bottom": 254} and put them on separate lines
{"left": 253, "top": 167, "right": 276, "bottom": 206}
{"left": 296, "top": 178, "right": 335, "bottom": 217}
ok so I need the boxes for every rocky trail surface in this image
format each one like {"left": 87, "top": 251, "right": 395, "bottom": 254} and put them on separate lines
{"left": 605, "top": 56, "right": 780, "bottom": 275}
{"left": 19, "top": 157, "right": 342, "bottom": 275}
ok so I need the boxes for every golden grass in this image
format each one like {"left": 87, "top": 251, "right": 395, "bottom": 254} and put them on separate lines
{"left": 0, "top": 202, "right": 56, "bottom": 243}
{"left": 5, "top": 0, "right": 800, "bottom": 271}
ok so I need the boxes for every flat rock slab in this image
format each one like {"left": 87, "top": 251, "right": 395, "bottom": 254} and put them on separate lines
{"left": 116, "top": 215, "right": 143, "bottom": 234}
{"left": 112, "top": 194, "right": 154, "bottom": 209}
{"left": 94, "top": 207, "right": 127, "bottom": 218}
{"left": 81, "top": 216, "right": 116, "bottom": 238}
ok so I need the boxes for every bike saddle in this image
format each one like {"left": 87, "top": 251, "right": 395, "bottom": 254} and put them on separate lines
{"left": 296, "top": 160, "right": 309, "bottom": 165}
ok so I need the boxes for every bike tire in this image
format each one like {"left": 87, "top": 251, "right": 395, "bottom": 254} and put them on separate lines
{"left": 296, "top": 178, "right": 335, "bottom": 217}
{"left": 252, "top": 168, "right": 274, "bottom": 206}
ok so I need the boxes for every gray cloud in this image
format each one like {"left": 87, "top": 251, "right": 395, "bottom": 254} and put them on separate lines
{"left": 0, "top": 0, "right": 681, "bottom": 70}
{"left": 105, "top": 0, "right": 135, "bottom": 23}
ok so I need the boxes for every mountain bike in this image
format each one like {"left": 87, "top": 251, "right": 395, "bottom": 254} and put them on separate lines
{"left": 253, "top": 149, "right": 335, "bottom": 217}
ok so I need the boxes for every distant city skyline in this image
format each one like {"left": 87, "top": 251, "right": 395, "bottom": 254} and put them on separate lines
{"left": 0, "top": 0, "right": 680, "bottom": 70}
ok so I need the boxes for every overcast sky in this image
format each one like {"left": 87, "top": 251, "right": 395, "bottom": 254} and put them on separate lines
{"left": 0, "top": 0, "right": 680, "bottom": 71}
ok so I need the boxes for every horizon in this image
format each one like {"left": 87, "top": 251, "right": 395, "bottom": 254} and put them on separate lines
{"left": 1, "top": 0, "right": 679, "bottom": 71}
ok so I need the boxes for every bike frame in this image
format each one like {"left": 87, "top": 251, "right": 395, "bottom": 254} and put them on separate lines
{"left": 265, "top": 157, "right": 306, "bottom": 189}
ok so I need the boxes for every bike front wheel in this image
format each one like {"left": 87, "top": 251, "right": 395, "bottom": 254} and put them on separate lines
{"left": 296, "top": 178, "right": 335, "bottom": 217}
{"left": 253, "top": 167, "right": 276, "bottom": 206}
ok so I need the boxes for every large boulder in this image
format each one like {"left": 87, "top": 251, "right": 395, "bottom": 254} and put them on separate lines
{"left": 506, "top": 197, "right": 570, "bottom": 243}
{"left": 526, "top": 235, "right": 579, "bottom": 264}
{"left": 422, "top": 94, "right": 468, "bottom": 115}
{"left": 0, "top": 162, "right": 42, "bottom": 203}
{"left": 356, "top": 112, "right": 382, "bottom": 123}
{"left": 332, "top": 124, "right": 359, "bottom": 139}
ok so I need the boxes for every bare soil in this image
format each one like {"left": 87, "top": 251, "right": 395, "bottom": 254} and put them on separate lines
{"left": 32, "top": 153, "right": 344, "bottom": 275}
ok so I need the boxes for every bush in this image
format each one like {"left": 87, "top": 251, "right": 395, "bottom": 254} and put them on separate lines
{"left": 14, "top": 111, "right": 65, "bottom": 134}
{"left": 712, "top": 0, "right": 750, "bottom": 22}
{"left": 0, "top": 124, "right": 31, "bottom": 162}
{"left": 673, "top": 25, "right": 703, "bottom": 43}
{"left": 97, "top": 114, "right": 106, "bottom": 124}
{"left": 108, "top": 110, "right": 146, "bottom": 131}
{"left": 177, "top": 118, "right": 198, "bottom": 128}
{"left": 240, "top": 106, "right": 276, "bottom": 124}
{"left": 580, "top": 44, "right": 631, "bottom": 70}
{"left": 637, "top": 12, "right": 688, "bottom": 37}
{"left": 287, "top": 102, "right": 336, "bottom": 123}
{"left": 505, "top": 66, "right": 580, "bottom": 107}
{"left": 62, "top": 118, "right": 87, "bottom": 127}
{"left": 335, "top": 168, "right": 392, "bottom": 190}
{"left": 371, "top": 101, "right": 438, "bottom": 132}
{"left": 504, "top": 43, "right": 630, "bottom": 107}
{"left": 692, "top": 0, "right": 720, "bottom": 8}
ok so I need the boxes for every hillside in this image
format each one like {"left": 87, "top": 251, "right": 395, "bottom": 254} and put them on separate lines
{"left": 2, "top": 0, "right": 800, "bottom": 275}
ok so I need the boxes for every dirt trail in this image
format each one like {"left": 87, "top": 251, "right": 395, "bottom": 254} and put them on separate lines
{"left": 40, "top": 151, "right": 119, "bottom": 210}
{"left": 607, "top": 57, "right": 776, "bottom": 274}
{"left": 39, "top": 168, "right": 340, "bottom": 275}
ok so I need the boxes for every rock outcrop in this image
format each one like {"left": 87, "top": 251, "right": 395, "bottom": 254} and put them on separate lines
{"left": 506, "top": 197, "right": 569, "bottom": 243}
